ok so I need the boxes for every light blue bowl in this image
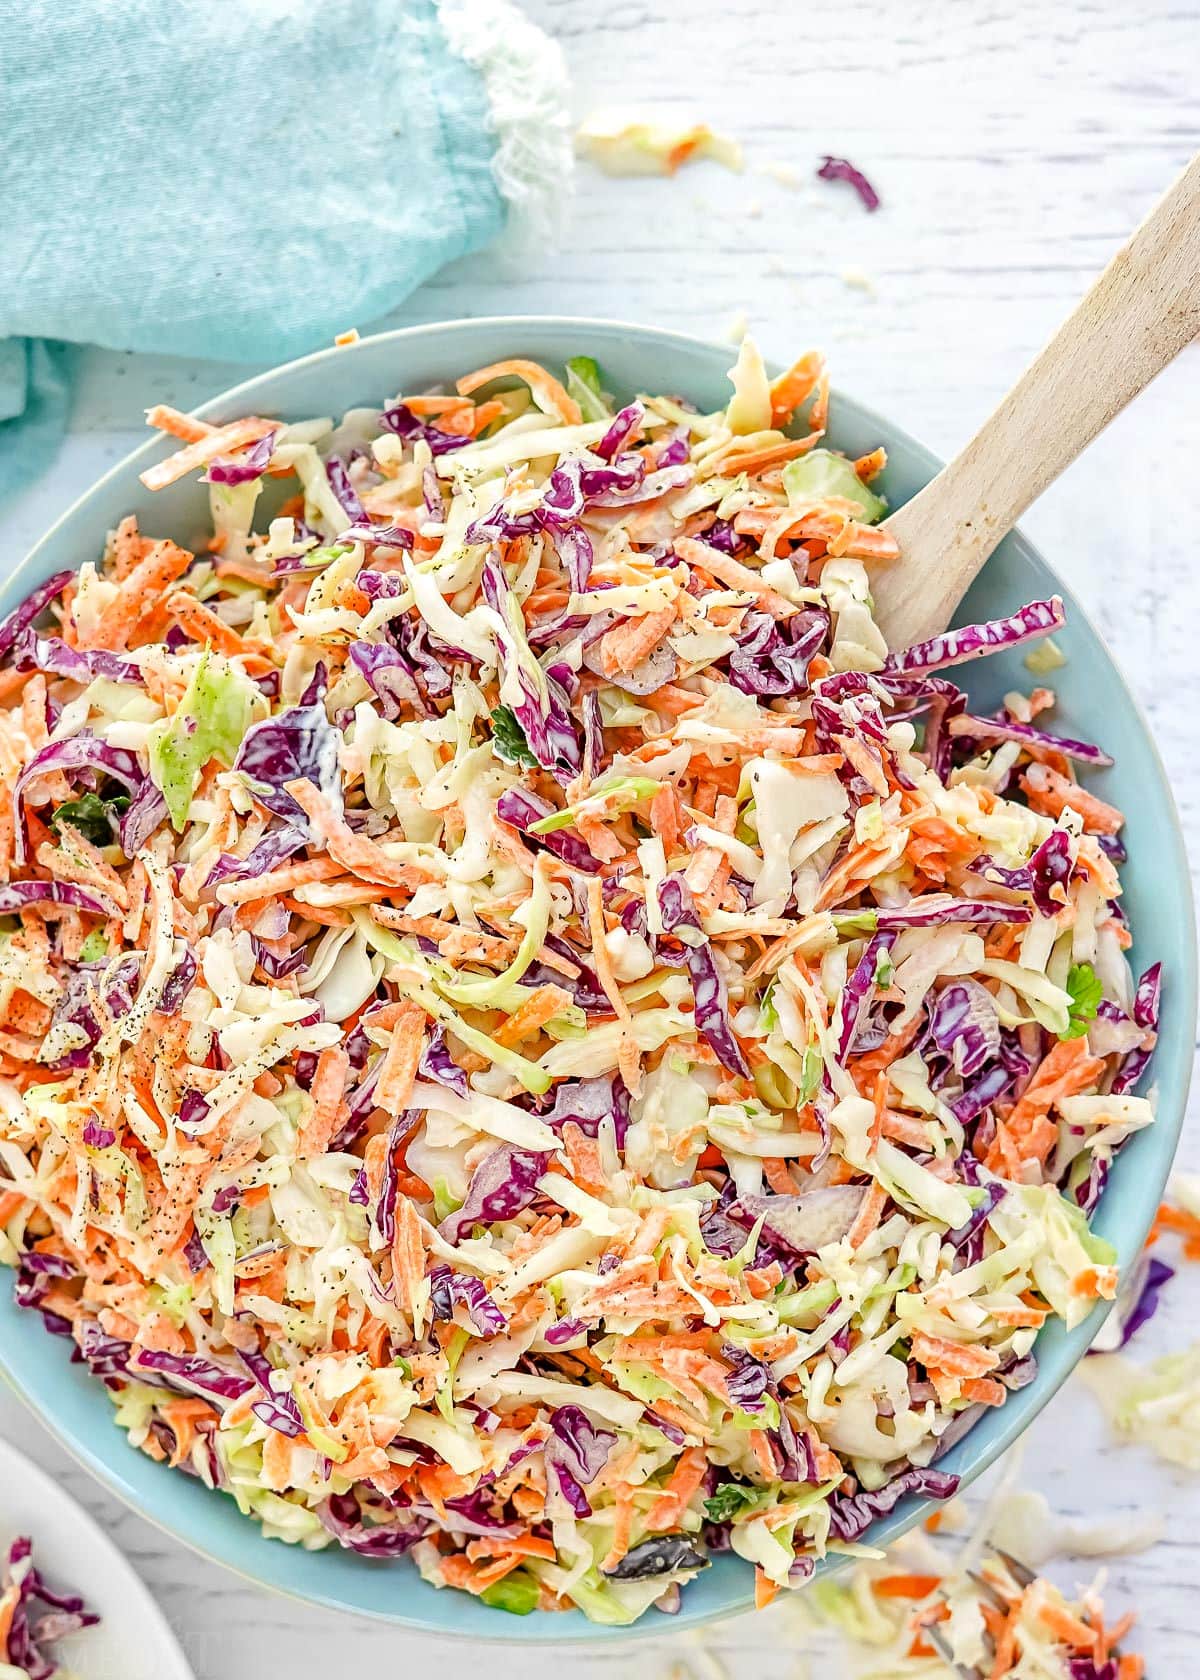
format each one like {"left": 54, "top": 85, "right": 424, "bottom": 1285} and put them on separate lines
{"left": 0, "top": 318, "right": 1194, "bottom": 1640}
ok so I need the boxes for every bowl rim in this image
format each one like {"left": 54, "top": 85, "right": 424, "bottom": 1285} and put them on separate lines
{"left": 3, "top": 313, "right": 1195, "bottom": 1642}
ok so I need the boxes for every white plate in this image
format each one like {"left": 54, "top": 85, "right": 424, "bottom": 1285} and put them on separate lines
{"left": 0, "top": 1437, "right": 194, "bottom": 1680}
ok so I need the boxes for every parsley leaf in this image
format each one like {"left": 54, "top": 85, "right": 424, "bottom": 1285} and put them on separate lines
{"left": 704, "top": 1482, "right": 766, "bottom": 1524}
{"left": 51, "top": 791, "right": 129, "bottom": 847}
{"left": 1061, "top": 962, "right": 1103, "bottom": 1039}
{"left": 490, "top": 705, "right": 538, "bottom": 770}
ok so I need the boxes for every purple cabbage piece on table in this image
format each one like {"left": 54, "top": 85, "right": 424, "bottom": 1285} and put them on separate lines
{"left": 1088, "top": 1252, "right": 1174, "bottom": 1354}
{"left": 656, "top": 874, "right": 749, "bottom": 1076}
{"left": 816, "top": 155, "right": 880, "bottom": 211}
{"left": 1067, "top": 1661, "right": 1120, "bottom": 1680}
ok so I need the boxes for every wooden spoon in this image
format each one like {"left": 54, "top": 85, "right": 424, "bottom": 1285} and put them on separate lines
{"left": 871, "top": 155, "right": 1200, "bottom": 651}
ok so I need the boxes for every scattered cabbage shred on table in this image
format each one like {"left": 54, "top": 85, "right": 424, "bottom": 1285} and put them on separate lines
{"left": 0, "top": 340, "right": 1161, "bottom": 1623}
{"left": 793, "top": 1491, "right": 1146, "bottom": 1678}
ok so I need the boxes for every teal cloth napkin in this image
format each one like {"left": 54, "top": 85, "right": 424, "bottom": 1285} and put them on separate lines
{"left": 0, "top": 0, "right": 568, "bottom": 501}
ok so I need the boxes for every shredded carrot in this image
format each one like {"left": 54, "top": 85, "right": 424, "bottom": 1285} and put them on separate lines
{"left": 910, "top": 1330, "right": 1000, "bottom": 1380}
{"left": 645, "top": 1446, "right": 707, "bottom": 1530}
{"left": 455, "top": 359, "right": 581, "bottom": 426}
{"left": 1021, "top": 765, "right": 1124, "bottom": 835}
{"left": 754, "top": 1567, "right": 780, "bottom": 1609}
{"left": 872, "top": 1573, "right": 942, "bottom": 1599}
{"left": 768, "top": 352, "right": 824, "bottom": 426}
{"left": 848, "top": 1182, "right": 889, "bottom": 1248}
{"left": 375, "top": 1002, "right": 426, "bottom": 1114}
{"left": 84, "top": 540, "right": 193, "bottom": 650}
{"left": 297, "top": 1048, "right": 350, "bottom": 1158}
{"left": 598, "top": 606, "right": 677, "bottom": 677}
{"left": 139, "top": 416, "right": 277, "bottom": 492}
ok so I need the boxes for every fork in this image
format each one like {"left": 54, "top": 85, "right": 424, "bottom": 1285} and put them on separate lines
{"left": 921, "top": 1547, "right": 1126, "bottom": 1677}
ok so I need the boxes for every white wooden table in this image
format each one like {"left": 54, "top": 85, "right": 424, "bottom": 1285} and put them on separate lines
{"left": 2, "top": 0, "right": 1198, "bottom": 1670}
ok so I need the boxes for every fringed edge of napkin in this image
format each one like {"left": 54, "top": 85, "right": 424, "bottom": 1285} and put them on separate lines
{"left": 437, "top": 0, "right": 573, "bottom": 260}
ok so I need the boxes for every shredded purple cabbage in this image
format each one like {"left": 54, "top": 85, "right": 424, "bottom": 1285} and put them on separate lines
{"left": 439, "top": 1145, "right": 549, "bottom": 1242}
{"left": 495, "top": 786, "right": 602, "bottom": 873}
{"left": 884, "top": 598, "right": 1066, "bottom": 677}
{"left": 828, "top": 1466, "right": 959, "bottom": 1541}
{"left": 429, "top": 1264, "right": 508, "bottom": 1338}
{"left": 207, "top": 429, "right": 278, "bottom": 486}
{"left": 816, "top": 155, "right": 880, "bottom": 211}
{"left": 656, "top": 874, "right": 749, "bottom": 1076}
{"left": 0, "top": 571, "right": 74, "bottom": 660}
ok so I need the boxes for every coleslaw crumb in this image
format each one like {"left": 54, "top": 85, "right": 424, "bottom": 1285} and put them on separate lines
{"left": 575, "top": 109, "right": 743, "bottom": 176}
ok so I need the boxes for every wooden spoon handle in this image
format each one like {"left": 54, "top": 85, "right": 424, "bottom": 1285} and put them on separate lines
{"left": 872, "top": 154, "right": 1200, "bottom": 650}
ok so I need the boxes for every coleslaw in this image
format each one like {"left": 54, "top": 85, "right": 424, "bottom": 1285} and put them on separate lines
{"left": 0, "top": 1536, "right": 97, "bottom": 1680}
{"left": 0, "top": 340, "right": 1161, "bottom": 1622}
{"left": 798, "top": 1504, "right": 1146, "bottom": 1678}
